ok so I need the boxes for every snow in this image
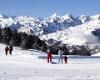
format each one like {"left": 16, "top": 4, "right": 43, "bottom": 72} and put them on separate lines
{"left": 0, "top": 13, "right": 82, "bottom": 35}
{"left": 91, "top": 14, "right": 100, "bottom": 20}
{"left": 79, "top": 15, "right": 91, "bottom": 23}
{"left": 62, "top": 13, "right": 74, "bottom": 21}
{"left": 50, "top": 13, "right": 60, "bottom": 19}
{"left": 0, "top": 13, "right": 100, "bottom": 37}
{"left": 1, "top": 13, "right": 100, "bottom": 79}
{"left": 92, "top": 53, "right": 100, "bottom": 56}
{"left": 0, "top": 43, "right": 100, "bottom": 80}
{"left": 41, "top": 17, "right": 100, "bottom": 47}
{"left": 1, "top": 13, "right": 100, "bottom": 46}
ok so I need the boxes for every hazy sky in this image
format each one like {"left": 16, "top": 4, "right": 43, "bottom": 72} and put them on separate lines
{"left": 0, "top": 0, "right": 100, "bottom": 17}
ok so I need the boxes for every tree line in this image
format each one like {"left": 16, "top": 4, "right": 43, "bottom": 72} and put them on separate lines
{"left": 0, "top": 27, "right": 47, "bottom": 51}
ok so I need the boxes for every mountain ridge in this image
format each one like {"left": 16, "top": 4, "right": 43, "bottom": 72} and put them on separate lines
{"left": 0, "top": 13, "right": 100, "bottom": 53}
{"left": 0, "top": 13, "right": 93, "bottom": 35}
{"left": 0, "top": 13, "right": 100, "bottom": 47}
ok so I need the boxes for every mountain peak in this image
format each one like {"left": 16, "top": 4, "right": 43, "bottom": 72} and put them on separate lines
{"left": 79, "top": 14, "right": 91, "bottom": 23}
{"left": 62, "top": 13, "right": 74, "bottom": 20}
{"left": 91, "top": 14, "right": 100, "bottom": 20}
{"left": 50, "top": 13, "right": 60, "bottom": 18}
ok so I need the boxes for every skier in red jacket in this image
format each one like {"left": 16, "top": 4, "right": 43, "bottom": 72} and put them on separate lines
{"left": 47, "top": 49, "right": 52, "bottom": 63}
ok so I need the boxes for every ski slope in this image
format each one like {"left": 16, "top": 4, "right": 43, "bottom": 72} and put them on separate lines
{"left": 0, "top": 44, "right": 100, "bottom": 80}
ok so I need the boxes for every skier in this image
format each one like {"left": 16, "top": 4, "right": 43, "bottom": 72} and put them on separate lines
{"left": 47, "top": 49, "right": 52, "bottom": 63}
{"left": 63, "top": 48, "right": 69, "bottom": 64}
{"left": 64, "top": 54, "right": 67, "bottom": 63}
{"left": 5, "top": 46, "right": 9, "bottom": 55}
{"left": 9, "top": 45, "right": 13, "bottom": 55}
{"left": 58, "top": 48, "right": 63, "bottom": 64}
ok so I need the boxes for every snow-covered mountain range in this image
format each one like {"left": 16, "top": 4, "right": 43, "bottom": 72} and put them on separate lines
{"left": 41, "top": 14, "right": 100, "bottom": 46}
{"left": 0, "top": 13, "right": 100, "bottom": 48}
{"left": 0, "top": 13, "right": 83, "bottom": 35}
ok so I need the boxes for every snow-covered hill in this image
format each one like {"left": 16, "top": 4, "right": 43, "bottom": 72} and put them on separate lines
{"left": 41, "top": 14, "right": 100, "bottom": 50}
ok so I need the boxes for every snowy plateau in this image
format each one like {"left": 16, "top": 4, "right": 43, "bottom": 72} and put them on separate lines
{"left": 0, "top": 43, "right": 100, "bottom": 80}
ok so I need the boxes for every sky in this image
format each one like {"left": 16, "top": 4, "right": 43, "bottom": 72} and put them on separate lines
{"left": 0, "top": 0, "right": 100, "bottom": 18}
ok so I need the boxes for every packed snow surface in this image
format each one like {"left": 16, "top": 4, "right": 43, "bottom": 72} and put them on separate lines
{"left": 0, "top": 43, "right": 100, "bottom": 80}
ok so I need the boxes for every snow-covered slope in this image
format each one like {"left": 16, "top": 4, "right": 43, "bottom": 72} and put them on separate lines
{"left": 41, "top": 14, "right": 100, "bottom": 49}
{"left": 1, "top": 44, "right": 100, "bottom": 80}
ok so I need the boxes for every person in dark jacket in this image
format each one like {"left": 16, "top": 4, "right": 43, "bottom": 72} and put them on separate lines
{"left": 9, "top": 46, "right": 13, "bottom": 55}
{"left": 5, "top": 46, "right": 9, "bottom": 55}
{"left": 47, "top": 49, "right": 52, "bottom": 63}
{"left": 64, "top": 54, "right": 67, "bottom": 63}
{"left": 63, "top": 48, "right": 69, "bottom": 63}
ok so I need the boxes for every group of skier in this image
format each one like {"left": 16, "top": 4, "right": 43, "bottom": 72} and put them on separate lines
{"left": 47, "top": 48, "right": 68, "bottom": 64}
{"left": 5, "top": 45, "right": 13, "bottom": 55}
{"left": 5, "top": 45, "right": 67, "bottom": 64}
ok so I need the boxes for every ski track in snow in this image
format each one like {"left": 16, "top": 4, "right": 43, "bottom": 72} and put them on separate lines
{"left": 0, "top": 44, "right": 100, "bottom": 80}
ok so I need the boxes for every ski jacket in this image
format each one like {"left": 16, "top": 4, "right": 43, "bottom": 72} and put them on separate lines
{"left": 47, "top": 52, "right": 52, "bottom": 57}
{"left": 9, "top": 46, "right": 13, "bottom": 51}
{"left": 58, "top": 50, "right": 63, "bottom": 57}
{"left": 5, "top": 47, "right": 9, "bottom": 51}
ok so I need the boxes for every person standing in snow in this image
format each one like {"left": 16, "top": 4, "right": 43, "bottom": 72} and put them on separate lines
{"left": 47, "top": 49, "right": 52, "bottom": 63}
{"left": 5, "top": 46, "right": 9, "bottom": 55}
{"left": 9, "top": 45, "right": 13, "bottom": 55}
{"left": 63, "top": 48, "right": 69, "bottom": 64}
{"left": 58, "top": 48, "right": 63, "bottom": 64}
{"left": 64, "top": 54, "right": 67, "bottom": 63}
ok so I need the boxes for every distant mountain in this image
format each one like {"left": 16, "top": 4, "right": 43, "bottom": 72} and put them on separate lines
{"left": 1, "top": 13, "right": 100, "bottom": 49}
{"left": 41, "top": 14, "right": 100, "bottom": 51}
{"left": 0, "top": 13, "right": 83, "bottom": 36}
